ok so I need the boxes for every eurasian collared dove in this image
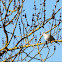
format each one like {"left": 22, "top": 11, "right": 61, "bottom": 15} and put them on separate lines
{"left": 42, "top": 32, "right": 60, "bottom": 45}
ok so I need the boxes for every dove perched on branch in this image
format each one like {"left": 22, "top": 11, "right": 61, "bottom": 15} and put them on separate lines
{"left": 42, "top": 32, "right": 60, "bottom": 45}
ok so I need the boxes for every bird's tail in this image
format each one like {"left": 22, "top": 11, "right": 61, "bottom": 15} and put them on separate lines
{"left": 55, "top": 41, "right": 60, "bottom": 45}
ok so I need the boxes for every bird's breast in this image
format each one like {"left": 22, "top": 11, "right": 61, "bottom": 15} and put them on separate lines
{"left": 44, "top": 35, "right": 50, "bottom": 41}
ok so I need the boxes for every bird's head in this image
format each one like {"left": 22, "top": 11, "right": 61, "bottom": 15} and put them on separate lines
{"left": 42, "top": 32, "right": 46, "bottom": 35}
{"left": 42, "top": 32, "right": 47, "bottom": 36}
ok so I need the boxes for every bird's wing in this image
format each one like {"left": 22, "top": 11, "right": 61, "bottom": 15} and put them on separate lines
{"left": 50, "top": 35, "right": 55, "bottom": 41}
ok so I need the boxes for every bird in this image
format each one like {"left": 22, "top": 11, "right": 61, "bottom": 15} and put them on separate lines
{"left": 42, "top": 32, "right": 60, "bottom": 45}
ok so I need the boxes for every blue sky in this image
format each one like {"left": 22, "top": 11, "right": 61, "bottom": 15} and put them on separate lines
{"left": 0, "top": 0, "right": 62, "bottom": 62}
